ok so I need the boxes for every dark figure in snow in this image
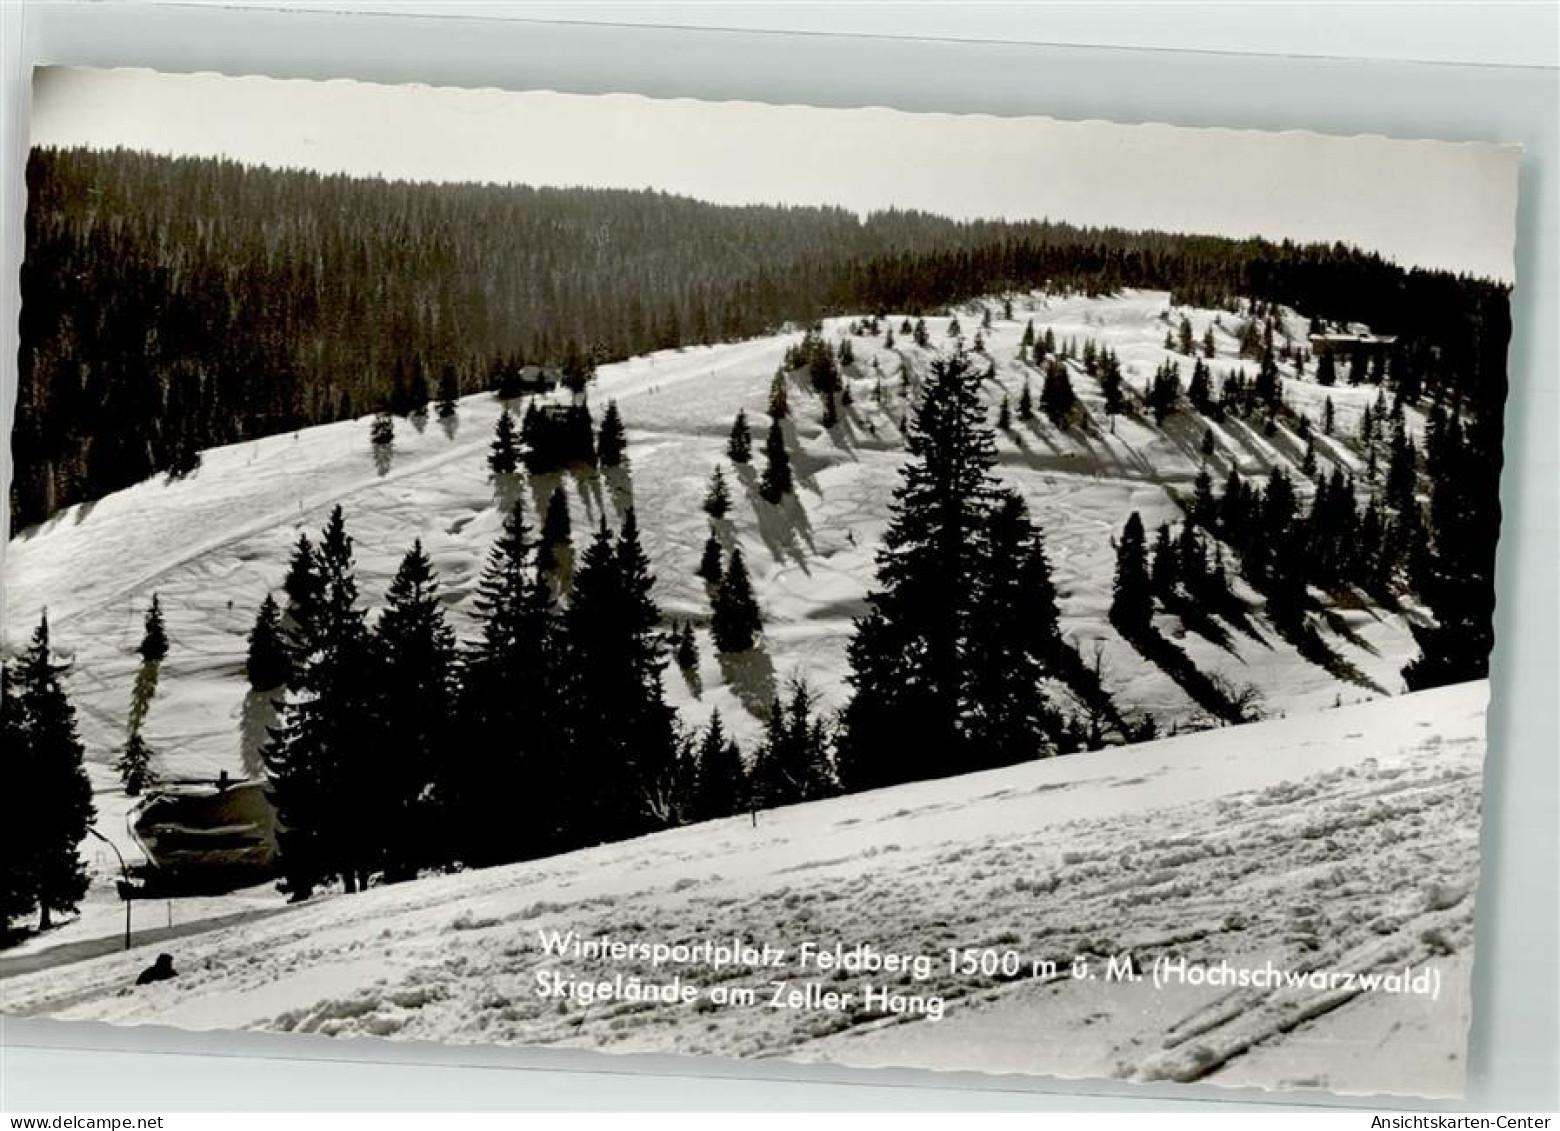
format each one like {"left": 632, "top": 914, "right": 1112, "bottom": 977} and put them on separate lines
{"left": 136, "top": 953, "right": 177, "bottom": 986}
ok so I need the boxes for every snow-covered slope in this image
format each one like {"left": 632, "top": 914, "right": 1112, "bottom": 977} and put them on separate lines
{"left": 3, "top": 291, "right": 1421, "bottom": 810}
{"left": 1, "top": 681, "right": 1487, "bottom": 1098}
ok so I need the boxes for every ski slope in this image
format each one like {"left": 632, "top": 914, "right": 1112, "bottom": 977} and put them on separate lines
{"left": 3, "top": 289, "right": 1428, "bottom": 930}
{"left": 1, "top": 681, "right": 1487, "bottom": 1099}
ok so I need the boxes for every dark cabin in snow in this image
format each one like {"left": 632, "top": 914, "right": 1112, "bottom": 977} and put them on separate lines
{"left": 128, "top": 777, "right": 279, "bottom": 894}
{"left": 516, "top": 365, "right": 562, "bottom": 394}
{"left": 1307, "top": 332, "right": 1398, "bottom": 359}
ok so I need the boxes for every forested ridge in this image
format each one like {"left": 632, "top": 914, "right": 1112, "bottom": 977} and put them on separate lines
{"left": 14, "top": 145, "right": 1509, "bottom": 533}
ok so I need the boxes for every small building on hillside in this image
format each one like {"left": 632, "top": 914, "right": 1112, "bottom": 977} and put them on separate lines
{"left": 516, "top": 365, "right": 562, "bottom": 394}
{"left": 1307, "top": 331, "right": 1398, "bottom": 358}
{"left": 128, "top": 775, "right": 278, "bottom": 894}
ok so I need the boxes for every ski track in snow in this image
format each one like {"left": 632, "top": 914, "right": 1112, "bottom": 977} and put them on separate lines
{"left": 0, "top": 682, "right": 1486, "bottom": 1099}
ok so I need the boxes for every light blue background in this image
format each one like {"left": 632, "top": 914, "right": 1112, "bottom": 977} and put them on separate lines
{"left": 1, "top": 1, "right": 1555, "bottom": 1113}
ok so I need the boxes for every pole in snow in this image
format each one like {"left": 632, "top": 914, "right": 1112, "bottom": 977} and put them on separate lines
{"left": 86, "top": 826, "right": 132, "bottom": 950}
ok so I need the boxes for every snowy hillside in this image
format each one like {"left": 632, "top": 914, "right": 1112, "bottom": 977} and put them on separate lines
{"left": 0, "top": 681, "right": 1487, "bottom": 1098}
{"left": 4, "top": 290, "right": 1425, "bottom": 847}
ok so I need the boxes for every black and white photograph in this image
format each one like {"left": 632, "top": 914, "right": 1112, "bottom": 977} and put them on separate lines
{"left": 0, "top": 65, "right": 1520, "bottom": 1100}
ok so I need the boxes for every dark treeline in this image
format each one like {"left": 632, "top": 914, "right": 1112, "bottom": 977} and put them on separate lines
{"left": 15, "top": 145, "right": 1509, "bottom": 533}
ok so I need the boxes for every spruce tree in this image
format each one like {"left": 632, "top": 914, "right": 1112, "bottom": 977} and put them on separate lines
{"left": 767, "top": 370, "right": 789, "bottom": 419}
{"left": 963, "top": 493, "right": 1066, "bottom": 766}
{"left": 457, "top": 505, "right": 561, "bottom": 865}
{"left": 0, "top": 664, "right": 38, "bottom": 934}
{"left": 674, "top": 622, "right": 699, "bottom": 672}
{"left": 597, "top": 400, "right": 627, "bottom": 466}
{"left": 703, "top": 465, "right": 733, "bottom": 519}
{"left": 1188, "top": 360, "right": 1212, "bottom": 414}
{"left": 727, "top": 410, "right": 753, "bottom": 463}
{"left": 116, "top": 731, "right": 156, "bottom": 798}
{"left": 371, "top": 541, "right": 459, "bottom": 879}
{"left": 697, "top": 528, "right": 724, "bottom": 585}
{"left": 488, "top": 410, "right": 520, "bottom": 476}
{"left": 1016, "top": 380, "right": 1034, "bottom": 422}
{"left": 1040, "top": 361, "right": 1076, "bottom": 426}
{"left": 711, "top": 545, "right": 763, "bottom": 652}
{"left": 759, "top": 418, "right": 793, "bottom": 503}
{"left": 138, "top": 594, "right": 169, "bottom": 663}
{"left": 1149, "top": 361, "right": 1182, "bottom": 424}
{"left": 280, "top": 533, "right": 325, "bottom": 668}
{"left": 263, "top": 506, "right": 375, "bottom": 898}
{"left": 753, "top": 681, "right": 835, "bottom": 807}
{"left": 246, "top": 593, "right": 291, "bottom": 692}
{"left": 691, "top": 711, "right": 748, "bottom": 821}
{"left": 8, "top": 614, "right": 95, "bottom": 930}
{"left": 839, "top": 352, "right": 1062, "bottom": 790}
{"left": 1109, "top": 512, "right": 1154, "bottom": 633}
{"left": 1190, "top": 468, "right": 1217, "bottom": 526}
{"left": 558, "top": 514, "right": 679, "bottom": 847}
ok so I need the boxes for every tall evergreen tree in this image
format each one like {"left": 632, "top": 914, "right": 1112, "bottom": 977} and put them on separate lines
{"left": 963, "top": 492, "right": 1066, "bottom": 766}
{"left": 138, "top": 594, "right": 169, "bottom": 663}
{"left": 767, "top": 370, "right": 790, "bottom": 419}
{"left": 839, "top": 353, "right": 1060, "bottom": 790}
{"left": 711, "top": 545, "right": 763, "bottom": 652}
{"left": 1040, "top": 361, "right": 1077, "bottom": 426}
{"left": 263, "top": 506, "right": 375, "bottom": 898}
{"left": 697, "top": 528, "right": 725, "bottom": 585}
{"left": 690, "top": 711, "right": 748, "bottom": 821}
{"left": 557, "top": 513, "right": 680, "bottom": 847}
{"left": 759, "top": 418, "right": 793, "bottom": 503}
{"left": 674, "top": 621, "right": 699, "bottom": 672}
{"left": 1109, "top": 512, "right": 1154, "bottom": 633}
{"left": 597, "top": 400, "right": 627, "bottom": 466}
{"left": 457, "top": 505, "right": 561, "bottom": 865}
{"left": 703, "top": 466, "right": 733, "bottom": 519}
{"left": 488, "top": 409, "right": 520, "bottom": 476}
{"left": 727, "top": 409, "right": 753, "bottom": 463}
{"left": 753, "top": 681, "right": 836, "bottom": 808}
{"left": 1, "top": 664, "right": 38, "bottom": 935}
{"left": 116, "top": 731, "right": 156, "bottom": 798}
{"left": 280, "top": 533, "right": 325, "bottom": 669}
{"left": 371, "top": 541, "right": 459, "bottom": 879}
{"left": 246, "top": 593, "right": 291, "bottom": 692}
{"left": 7, "top": 614, "right": 95, "bottom": 931}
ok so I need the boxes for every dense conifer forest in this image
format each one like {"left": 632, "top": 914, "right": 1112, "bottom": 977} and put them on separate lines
{"left": 15, "top": 146, "right": 1509, "bottom": 534}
